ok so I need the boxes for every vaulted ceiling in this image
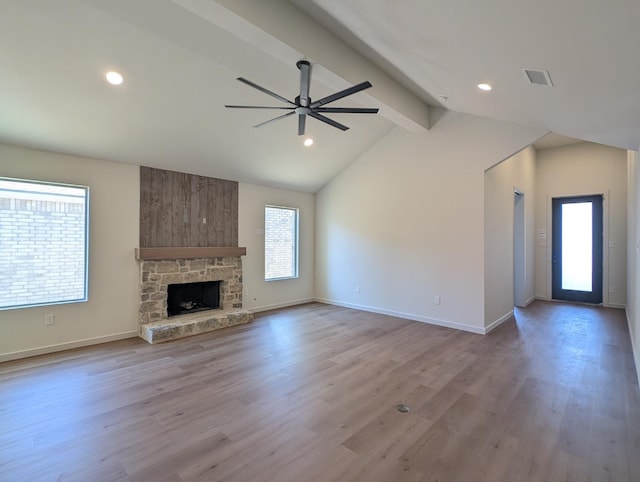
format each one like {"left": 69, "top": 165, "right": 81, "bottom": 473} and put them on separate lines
{"left": 1, "top": 0, "right": 638, "bottom": 192}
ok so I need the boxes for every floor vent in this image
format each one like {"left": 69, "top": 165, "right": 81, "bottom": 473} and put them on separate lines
{"left": 522, "top": 68, "right": 553, "bottom": 86}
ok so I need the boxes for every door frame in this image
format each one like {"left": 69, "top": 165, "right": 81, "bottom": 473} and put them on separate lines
{"left": 513, "top": 190, "right": 526, "bottom": 307}
{"left": 544, "top": 191, "right": 609, "bottom": 304}
{"left": 551, "top": 194, "right": 603, "bottom": 303}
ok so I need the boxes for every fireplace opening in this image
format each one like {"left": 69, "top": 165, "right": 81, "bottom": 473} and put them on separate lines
{"left": 167, "top": 281, "right": 220, "bottom": 317}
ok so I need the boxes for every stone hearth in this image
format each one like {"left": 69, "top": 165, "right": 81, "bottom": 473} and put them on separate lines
{"left": 139, "top": 309, "right": 253, "bottom": 344}
{"left": 138, "top": 256, "right": 253, "bottom": 343}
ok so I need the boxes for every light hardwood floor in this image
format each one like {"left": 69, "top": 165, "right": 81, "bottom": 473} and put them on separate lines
{"left": 1, "top": 301, "right": 639, "bottom": 481}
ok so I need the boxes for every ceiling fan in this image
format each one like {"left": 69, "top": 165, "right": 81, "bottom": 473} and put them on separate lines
{"left": 225, "top": 60, "right": 379, "bottom": 136}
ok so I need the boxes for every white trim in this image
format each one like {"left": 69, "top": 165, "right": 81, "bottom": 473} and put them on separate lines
{"left": 516, "top": 296, "right": 537, "bottom": 308}
{"left": 0, "top": 331, "right": 138, "bottom": 363}
{"left": 604, "top": 303, "right": 626, "bottom": 310}
{"left": 485, "top": 310, "right": 514, "bottom": 334}
{"left": 249, "top": 298, "right": 314, "bottom": 313}
{"left": 314, "top": 298, "right": 485, "bottom": 334}
{"left": 625, "top": 309, "right": 640, "bottom": 387}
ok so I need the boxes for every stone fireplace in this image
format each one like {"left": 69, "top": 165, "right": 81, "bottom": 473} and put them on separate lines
{"left": 137, "top": 251, "right": 253, "bottom": 343}
{"left": 136, "top": 168, "right": 249, "bottom": 344}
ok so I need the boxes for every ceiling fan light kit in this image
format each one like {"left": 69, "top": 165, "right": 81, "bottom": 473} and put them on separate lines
{"left": 225, "top": 60, "right": 379, "bottom": 136}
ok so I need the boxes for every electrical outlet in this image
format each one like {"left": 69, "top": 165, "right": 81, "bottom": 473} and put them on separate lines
{"left": 434, "top": 296, "right": 441, "bottom": 305}
{"left": 44, "top": 314, "right": 55, "bottom": 326}
{"left": 609, "top": 286, "right": 615, "bottom": 293}
{"left": 355, "top": 285, "right": 361, "bottom": 293}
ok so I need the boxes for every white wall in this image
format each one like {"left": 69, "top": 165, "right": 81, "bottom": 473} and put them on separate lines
{"left": 239, "top": 182, "right": 314, "bottom": 312}
{"left": 0, "top": 143, "right": 140, "bottom": 361}
{"left": 535, "top": 143, "right": 627, "bottom": 307}
{"left": 627, "top": 149, "right": 640, "bottom": 384}
{"left": 0, "top": 147, "right": 317, "bottom": 360}
{"left": 484, "top": 146, "right": 536, "bottom": 329}
{"left": 315, "top": 110, "right": 544, "bottom": 333}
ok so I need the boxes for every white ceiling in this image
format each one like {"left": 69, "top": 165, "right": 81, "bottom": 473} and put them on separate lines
{"left": 533, "top": 133, "right": 584, "bottom": 151}
{"left": 0, "top": 0, "right": 638, "bottom": 192}
{"left": 291, "top": 0, "right": 640, "bottom": 151}
{"left": 0, "top": 0, "right": 396, "bottom": 193}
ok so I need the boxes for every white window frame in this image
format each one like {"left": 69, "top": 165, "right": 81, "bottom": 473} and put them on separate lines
{"left": 264, "top": 205, "right": 299, "bottom": 281}
{"left": 0, "top": 177, "right": 89, "bottom": 310}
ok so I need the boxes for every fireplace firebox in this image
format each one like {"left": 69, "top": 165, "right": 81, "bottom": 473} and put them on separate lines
{"left": 167, "top": 281, "right": 220, "bottom": 317}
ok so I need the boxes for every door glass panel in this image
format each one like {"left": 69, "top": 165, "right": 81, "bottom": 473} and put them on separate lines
{"left": 561, "top": 202, "right": 592, "bottom": 291}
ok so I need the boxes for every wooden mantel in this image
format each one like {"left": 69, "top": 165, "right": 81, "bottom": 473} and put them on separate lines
{"left": 135, "top": 247, "right": 247, "bottom": 260}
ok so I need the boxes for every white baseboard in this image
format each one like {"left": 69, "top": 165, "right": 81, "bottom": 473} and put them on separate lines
{"left": 484, "top": 310, "right": 514, "bottom": 334}
{"left": 604, "top": 303, "right": 627, "bottom": 310}
{"left": 0, "top": 331, "right": 139, "bottom": 363}
{"left": 625, "top": 309, "right": 640, "bottom": 387}
{"left": 514, "top": 296, "right": 535, "bottom": 308}
{"left": 248, "top": 298, "right": 314, "bottom": 314}
{"left": 314, "top": 298, "right": 485, "bottom": 335}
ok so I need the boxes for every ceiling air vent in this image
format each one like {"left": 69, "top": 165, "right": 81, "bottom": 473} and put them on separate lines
{"left": 522, "top": 68, "right": 553, "bottom": 86}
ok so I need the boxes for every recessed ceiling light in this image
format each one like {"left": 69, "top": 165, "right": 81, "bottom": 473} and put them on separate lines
{"left": 105, "top": 71, "right": 124, "bottom": 85}
{"left": 303, "top": 138, "right": 314, "bottom": 147}
{"left": 477, "top": 83, "right": 492, "bottom": 91}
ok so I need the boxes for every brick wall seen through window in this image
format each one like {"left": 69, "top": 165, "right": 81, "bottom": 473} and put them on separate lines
{"left": 0, "top": 178, "right": 89, "bottom": 309}
{"left": 265, "top": 205, "right": 298, "bottom": 280}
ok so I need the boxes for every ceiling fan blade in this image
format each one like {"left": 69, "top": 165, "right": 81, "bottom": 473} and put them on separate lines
{"left": 225, "top": 105, "right": 294, "bottom": 110}
{"left": 308, "top": 112, "right": 349, "bottom": 131}
{"left": 314, "top": 107, "right": 379, "bottom": 114}
{"left": 253, "top": 111, "right": 295, "bottom": 128}
{"left": 298, "top": 114, "right": 306, "bottom": 136}
{"left": 297, "top": 60, "right": 311, "bottom": 107}
{"left": 309, "top": 81, "right": 373, "bottom": 108}
{"left": 237, "top": 77, "right": 295, "bottom": 106}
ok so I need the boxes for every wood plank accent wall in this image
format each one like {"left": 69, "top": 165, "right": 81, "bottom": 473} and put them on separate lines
{"left": 140, "top": 167, "right": 238, "bottom": 247}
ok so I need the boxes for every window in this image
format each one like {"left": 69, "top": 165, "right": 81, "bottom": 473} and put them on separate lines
{"left": 0, "top": 177, "right": 89, "bottom": 310}
{"left": 265, "top": 205, "right": 298, "bottom": 280}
